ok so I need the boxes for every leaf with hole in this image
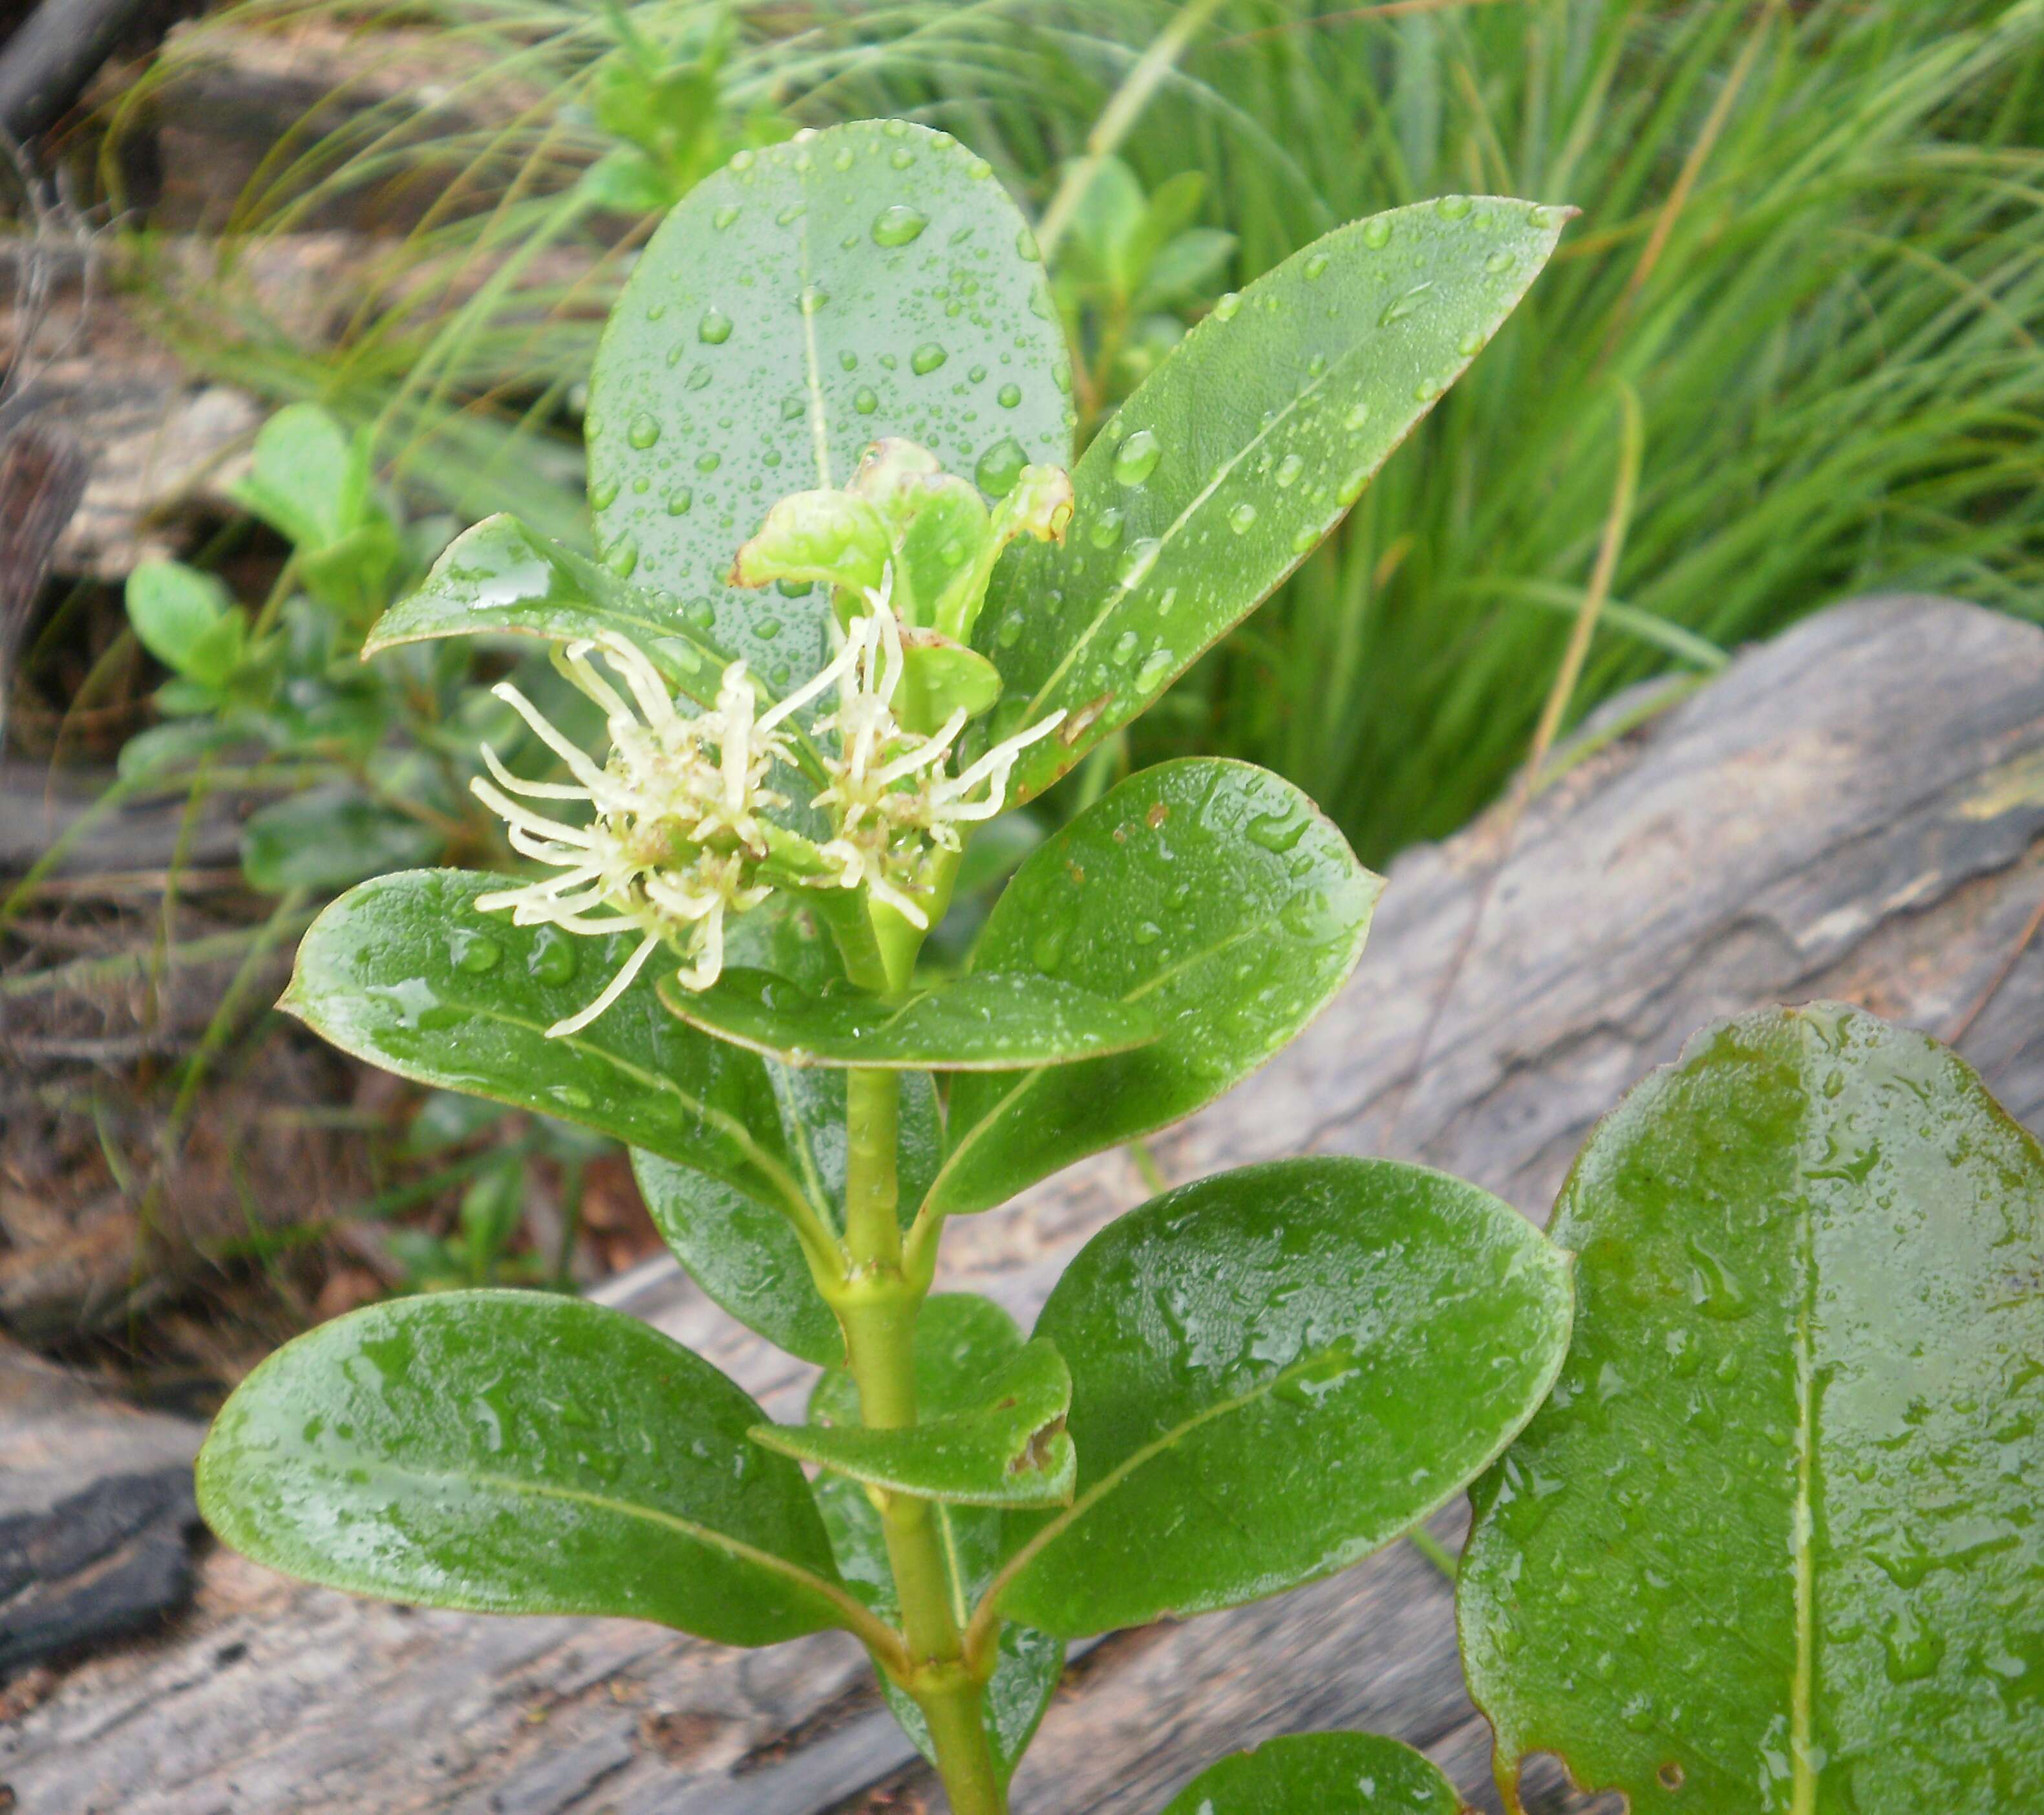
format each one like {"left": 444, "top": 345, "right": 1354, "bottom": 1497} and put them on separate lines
{"left": 585, "top": 119, "right": 1072, "bottom": 693}
{"left": 756, "top": 1335, "right": 1072, "bottom": 1508}
{"left": 997, "top": 1157, "right": 1571, "bottom": 1639}
{"left": 932, "top": 759, "right": 1378, "bottom": 1217}
{"left": 1158, "top": 1732, "right": 1465, "bottom": 1814}
{"left": 978, "top": 197, "right": 1568, "bottom": 801}
{"left": 808, "top": 1294, "right": 1065, "bottom": 1783}
{"left": 658, "top": 966, "right": 1158, "bottom": 1070}
{"left": 1458, "top": 1005, "right": 2044, "bottom": 1814}
{"left": 196, "top": 1291, "right": 845, "bottom": 1646}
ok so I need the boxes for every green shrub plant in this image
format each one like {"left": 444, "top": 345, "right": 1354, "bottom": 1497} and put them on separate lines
{"left": 193, "top": 125, "right": 2041, "bottom": 1813}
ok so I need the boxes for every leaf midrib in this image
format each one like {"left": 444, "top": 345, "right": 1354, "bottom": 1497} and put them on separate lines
{"left": 924, "top": 917, "right": 1273, "bottom": 1212}
{"left": 279, "top": 1449, "right": 853, "bottom": 1625}
{"left": 293, "top": 961, "right": 817, "bottom": 1225}
{"left": 992, "top": 1314, "right": 1536, "bottom": 1626}
{"left": 1020, "top": 218, "right": 1457, "bottom": 725}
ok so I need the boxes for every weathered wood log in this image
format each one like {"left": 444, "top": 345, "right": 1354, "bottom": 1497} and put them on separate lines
{"left": 3, "top": 592, "right": 2041, "bottom": 1814}
{"left": 0, "top": 1340, "right": 205, "bottom": 1681}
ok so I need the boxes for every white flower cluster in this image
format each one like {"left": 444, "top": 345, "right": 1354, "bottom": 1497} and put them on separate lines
{"left": 471, "top": 577, "right": 1061, "bottom": 1035}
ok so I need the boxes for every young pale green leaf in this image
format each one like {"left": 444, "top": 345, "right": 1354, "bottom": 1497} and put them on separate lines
{"left": 281, "top": 869, "right": 811, "bottom": 1221}
{"left": 998, "top": 1158, "right": 1571, "bottom": 1640}
{"left": 585, "top": 119, "right": 1072, "bottom": 682}
{"left": 756, "top": 1337, "right": 1073, "bottom": 1508}
{"left": 365, "top": 515, "right": 743, "bottom": 713}
{"left": 657, "top": 966, "right": 1158, "bottom": 1071}
{"left": 1158, "top": 1732, "right": 1465, "bottom": 1814}
{"left": 240, "top": 786, "right": 443, "bottom": 894}
{"left": 933, "top": 760, "right": 1379, "bottom": 1217}
{"left": 196, "top": 1291, "right": 846, "bottom": 1646}
{"left": 808, "top": 1295, "right": 1064, "bottom": 1783}
{"left": 631, "top": 1067, "right": 944, "bottom": 1367}
{"left": 978, "top": 197, "right": 1568, "bottom": 802}
{"left": 1460, "top": 1005, "right": 2044, "bottom": 1815}
{"left": 228, "top": 403, "right": 361, "bottom": 552}
{"left": 126, "top": 560, "right": 244, "bottom": 687}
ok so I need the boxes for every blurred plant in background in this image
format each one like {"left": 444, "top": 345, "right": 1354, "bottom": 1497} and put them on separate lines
{"left": 109, "top": 0, "right": 2044, "bottom": 864}
{"left": 10, "top": 0, "right": 2044, "bottom": 1359}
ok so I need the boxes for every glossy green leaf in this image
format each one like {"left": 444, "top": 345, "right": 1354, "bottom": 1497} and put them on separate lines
{"left": 1460, "top": 1005, "right": 2044, "bottom": 1815}
{"left": 240, "top": 786, "right": 443, "bottom": 894}
{"left": 978, "top": 197, "right": 1567, "bottom": 802}
{"left": 756, "top": 1336, "right": 1072, "bottom": 1508}
{"left": 808, "top": 1295, "right": 1064, "bottom": 1783}
{"left": 1158, "top": 1732, "right": 1465, "bottom": 1815}
{"left": 196, "top": 1291, "right": 845, "bottom": 1646}
{"left": 933, "top": 760, "right": 1379, "bottom": 1216}
{"left": 282, "top": 868, "right": 809, "bottom": 1218}
{"left": 365, "top": 514, "right": 745, "bottom": 714}
{"left": 999, "top": 1158, "right": 1571, "bottom": 1640}
{"left": 585, "top": 119, "right": 1072, "bottom": 689}
{"left": 657, "top": 965, "right": 1158, "bottom": 1071}
{"left": 631, "top": 1066, "right": 944, "bottom": 1367}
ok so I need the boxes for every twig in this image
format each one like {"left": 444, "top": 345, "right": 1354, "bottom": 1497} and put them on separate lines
{"left": 1597, "top": 0, "right": 1781, "bottom": 367}
{"left": 1386, "top": 385, "right": 1644, "bottom": 1143}
{"left": 1946, "top": 886, "right": 2044, "bottom": 1050}
{"left": 1034, "top": 0, "right": 1229, "bottom": 264}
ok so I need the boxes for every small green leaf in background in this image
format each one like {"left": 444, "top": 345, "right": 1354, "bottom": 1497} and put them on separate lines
{"left": 1000, "top": 1157, "right": 1571, "bottom": 1640}
{"left": 632, "top": 1067, "right": 944, "bottom": 1367}
{"left": 229, "top": 403, "right": 359, "bottom": 552}
{"left": 1460, "top": 1004, "right": 2044, "bottom": 1814}
{"left": 585, "top": 118, "right": 1072, "bottom": 688}
{"left": 809, "top": 1294, "right": 1064, "bottom": 1783}
{"left": 126, "top": 560, "right": 246, "bottom": 687}
{"left": 658, "top": 967, "right": 1158, "bottom": 1070}
{"left": 196, "top": 1291, "right": 845, "bottom": 1646}
{"left": 1158, "top": 1731, "right": 1465, "bottom": 1814}
{"left": 981, "top": 197, "right": 1568, "bottom": 800}
{"left": 365, "top": 515, "right": 742, "bottom": 717}
{"left": 229, "top": 403, "right": 401, "bottom": 614}
{"left": 755, "top": 1336, "right": 1073, "bottom": 1508}
{"left": 240, "top": 787, "right": 443, "bottom": 894}
{"left": 455, "top": 1157, "right": 526, "bottom": 1280}
{"left": 933, "top": 759, "right": 1379, "bottom": 1217}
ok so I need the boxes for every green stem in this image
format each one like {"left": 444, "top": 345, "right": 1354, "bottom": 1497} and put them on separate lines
{"left": 915, "top": 1661, "right": 1007, "bottom": 1815}
{"left": 835, "top": 1064, "right": 1006, "bottom": 1815}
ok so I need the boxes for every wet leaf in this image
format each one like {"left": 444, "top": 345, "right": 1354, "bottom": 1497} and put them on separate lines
{"left": 979, "top": 197, "right": 1567, "bottom": 801}
{"left": 999, "top": 1158, "right": 1571, "bottom": 1639}
{"left": 196, "top": 1291, "right": 844, "bottom": 1646}
{"left": 658, "top": 965, "right": 1158, "bottom": 1070}
{"left": 932, "top": 759, "right": 1379, "bottom": 1217}
{"left": 632, "top": 1068, "right": 943, "bottom": 1366}
{"left": 756, "top": 1336, "right": 1073, "bottom": 1508}
{"left": 808, "top": 1295, "right": 1064, "bottom": 1782}
{"left": 1158, "top": 1732, "right": 1465, "bottom": 1814}
{"left": 1460, "top": 1004, "right": 2044, "bottom": 1814}
{"left": 586, "top": 120, "right": 1071, "bottom": 694}
{"left": 365, "top": 514, "right": 743, "bottom": 714}
{"left": 282, "top": 868, "right": 810, "bottom": 1227}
